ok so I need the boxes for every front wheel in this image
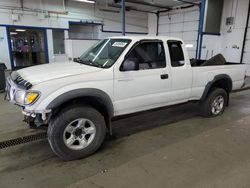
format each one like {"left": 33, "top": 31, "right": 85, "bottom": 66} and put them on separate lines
{"left": 200, "top": 88, "right": 228, "bottom": 118}
{"left": 47, "top": 105, "right": 106, "bottom": 161}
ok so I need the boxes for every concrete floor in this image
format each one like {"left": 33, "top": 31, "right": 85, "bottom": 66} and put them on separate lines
{"left": 1, "top": 90, "right": 250, "bottom": 188}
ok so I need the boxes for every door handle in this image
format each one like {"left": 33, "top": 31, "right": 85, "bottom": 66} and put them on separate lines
{"left": 117, "top": 78, "right": 134, "bottom": 82}
{"left": 161, "top": 74, "right": 169, "bottom": 79}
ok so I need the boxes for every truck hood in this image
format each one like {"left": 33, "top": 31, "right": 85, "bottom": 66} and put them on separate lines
{"left": 17, "top": 62, "right": 103, "bottom": 85}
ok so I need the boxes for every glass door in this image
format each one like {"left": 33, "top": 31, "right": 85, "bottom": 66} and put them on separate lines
{"left": 9, "top": 27, "right": 47, "bottom": 69}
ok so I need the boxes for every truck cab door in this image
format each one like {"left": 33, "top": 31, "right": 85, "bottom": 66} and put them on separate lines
{"left": 113, "top": 40, "right": 171, "bottom": 116}
{"left": 167, "top": 40, "right": 192, "bottom": 102}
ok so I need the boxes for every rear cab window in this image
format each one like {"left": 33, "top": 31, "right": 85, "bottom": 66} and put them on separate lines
{"left": 167, "top": 40, "right": 185, "bottom": 67}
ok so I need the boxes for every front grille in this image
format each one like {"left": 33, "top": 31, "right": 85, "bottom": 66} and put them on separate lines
{"left": 13, "top": 75, "right": 32, "bottom": 90}
{"left": 4, "top": 78, "right": 11, "bottom": 101}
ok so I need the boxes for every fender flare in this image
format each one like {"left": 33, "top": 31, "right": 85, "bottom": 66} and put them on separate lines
{"left": 201, "top": 74, "right": 232, "bottom": 101}
{"left": 46, "top": 88, "right": 114, "bottom": 118}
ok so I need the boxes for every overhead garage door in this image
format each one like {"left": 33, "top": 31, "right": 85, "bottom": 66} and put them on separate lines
{"left": 158, "top": 7, "right": 200, "bottom": 59}
{"left": 242, "top": 12, "right": 250, "bottom": 75}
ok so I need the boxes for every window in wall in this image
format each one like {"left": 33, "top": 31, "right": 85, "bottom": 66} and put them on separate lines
{"left": 69, "top": 24, "right": 101, "bottom": 40}
{"left": 167, "top": 40, "right": 185, "bottom": 67}
{"left": 52, "top": 29, "right": 65, "bottom": 54}
{"left": 204, "top": 0, "right": 224, "bottom": 34}
{"left": 9, "top": 27, "right": 46, "bottom": 69}
{"left": 124, "top": 41, "right": 166, "bottom": 70}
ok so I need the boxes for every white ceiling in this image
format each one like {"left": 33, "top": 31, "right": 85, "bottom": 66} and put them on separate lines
{"left": 98, "top": 0, "right": 200, "bottom": 12}
{"left": 135, "top": 0, "right": 198, "bottom": 7}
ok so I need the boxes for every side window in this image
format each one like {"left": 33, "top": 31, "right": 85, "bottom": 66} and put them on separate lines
{"left": 121, "top": 41, "right": 166, "bottom": 71}
{"left": 167, "top": 41, "right": 185, "bottom": 67}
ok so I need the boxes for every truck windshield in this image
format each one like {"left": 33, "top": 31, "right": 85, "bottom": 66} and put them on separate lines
{"left": 75, "top": 39, "right": 131, "bottom": 68}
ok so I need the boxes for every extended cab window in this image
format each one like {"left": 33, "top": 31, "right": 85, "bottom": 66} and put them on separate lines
{"left": 121, "top": 41, "right": 166, "bottom": 71}
{"left": 167, "top": 40, "right": 185, "bottom": 67}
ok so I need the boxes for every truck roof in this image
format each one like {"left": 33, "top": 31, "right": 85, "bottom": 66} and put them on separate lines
{"left": 109, "top": 35, "right": 182, "bottom": 41}
{"left": 109, "top": 35, "right": 184, "bottom": 42}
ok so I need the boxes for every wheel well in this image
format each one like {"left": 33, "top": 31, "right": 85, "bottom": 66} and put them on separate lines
{"left": 51, "top": 96, "right": 112, "bottom": 131}
{"left": 210, "top": 78, "right": 232, "bottom": 93}
{"left": 202, "top": 77, "right": 232, "bottom": 106}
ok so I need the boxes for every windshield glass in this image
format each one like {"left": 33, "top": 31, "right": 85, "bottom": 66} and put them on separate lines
{"left": 76, "top": 38, "right": 131, "bottom": 68}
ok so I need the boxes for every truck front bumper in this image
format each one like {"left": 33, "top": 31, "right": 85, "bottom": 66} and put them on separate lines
{"left": 22, "top": 109, "right": 52, "bottom": 121}
{"left": 5, "top": 76, "right": 52, "bottom": 126}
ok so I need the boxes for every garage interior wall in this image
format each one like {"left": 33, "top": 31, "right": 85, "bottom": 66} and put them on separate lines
{"left": 156, "top": 6, "right": 200, "bottom": 59}
{"left": 0, "top": 0, "right": 148, "bottom": 69}
{"left": 202, "top": 0, "right": 249, "bottom": 66}
{"left": 1, "top": 0, "right": 250, "bottom": 73}
{"left": 148, "top": 0, "right": 249, "bottom": 74}
{"left": 242, "top": 6, "right": 250, "bottom": 75}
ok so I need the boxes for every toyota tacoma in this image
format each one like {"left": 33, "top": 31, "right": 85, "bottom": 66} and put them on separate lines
{"left": 5, "top": 36, "right": 247, "bottom": 160}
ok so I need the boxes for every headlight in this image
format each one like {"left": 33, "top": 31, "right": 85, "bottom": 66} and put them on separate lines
{"left": 14, "top": 90, "right": 26, "bottom": 104}
{"left": 14, "top": 91, "right": 40, "bottom": 105}
{"left": 25, "top": 92, "right": 40, "bottom": 105}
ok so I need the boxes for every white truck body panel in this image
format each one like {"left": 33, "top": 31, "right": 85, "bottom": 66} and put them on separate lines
{"left": 191, "top": 65, "right": 246, "bottom": 100}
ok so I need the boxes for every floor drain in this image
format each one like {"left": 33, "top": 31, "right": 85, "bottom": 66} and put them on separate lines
{"left": 0, "top": 132, "right": 47, "bottom": 149}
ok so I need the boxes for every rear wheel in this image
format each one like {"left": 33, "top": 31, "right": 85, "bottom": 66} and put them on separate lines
{"left": 200, "top": 88, "right": 228, "bottom": 117}
{"left": 48, "top": 105, "right": 106, "bottom": 161}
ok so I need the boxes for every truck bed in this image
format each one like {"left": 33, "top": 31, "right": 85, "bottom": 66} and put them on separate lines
{"left": 190, "top": 62, "right": 246, "bottom": 100}
{"left": 191, "top": 59, "right": 241, "bottom": 67}
{"left": 190, "top": 54, "right": 243, "bottom": 67}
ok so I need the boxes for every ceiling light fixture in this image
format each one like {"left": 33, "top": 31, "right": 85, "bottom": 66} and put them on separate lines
{"left": 16, "top": 29, "right": 26, "bottom": 32}
{"left": 185, "top": 44, "right": 194, "bottom": 48}
{"left": 173, "top": 0, "right": 199, "bottom": 5}
{"left": 73, "top": 0, "right": 96, "bottom": 4}
{"left": 10, "top": 32, "right": 18, "bottom": 35}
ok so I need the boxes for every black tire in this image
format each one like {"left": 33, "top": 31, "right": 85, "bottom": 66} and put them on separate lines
{"left": 47, "top": 105, "right": 106, "bottom": 161}
{"left": 199, "top": 88, "right": 228, "bottom": 118}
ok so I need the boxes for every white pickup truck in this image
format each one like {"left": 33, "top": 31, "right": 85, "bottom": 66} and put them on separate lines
{"left": 5, "top": 36, "right": 246, "bottom": 161}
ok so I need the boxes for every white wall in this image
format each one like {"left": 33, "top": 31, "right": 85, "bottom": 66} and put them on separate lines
{"left": 99, "top": 10, "right": 148, "bottom": 37}
{"left": 220, "top": 0, "right": 248, "bottom": 62}
{"left": 0, "top": 0, "right": 148, "bottom": 69}
{"left": 202, "top": 0, "right": 249, "bottom": 63}
{"left": 68, "top": 40, "right": 99, "bottom": 58}
{"left": 242, "top": 20, "right": 250, "bottom": 75}
{"left": 46, "top": 29, "right": 54, "bottom": 63}
{"left": 0, "top": 27, "right": 11, "bottom": 69}
{"left": 148, "top": 13, "right": 157, "bottom": 35}
{"left": 201, "top": 35, "right": 221, "bottom": 60}
{"left": 157, "top": 6, "right": 200, "bottom": 58}
{"left": 241, "top": 1, "right": 250, "bottom": 75}
{"left": 147, "top": 0, "right": 249, "bottom": 66}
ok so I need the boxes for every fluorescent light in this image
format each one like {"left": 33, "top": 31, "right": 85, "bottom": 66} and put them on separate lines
{"left": 16, "top": 29, "right": 26, "bottom": 32}
{"left": 10, "top": 32, "right": 18, "bottom": 35}
{"left": 185, "top": 44, "right": 194, "bottom": 48}
{"left": 73, "top": 0, "right": 96, "bottom": 4}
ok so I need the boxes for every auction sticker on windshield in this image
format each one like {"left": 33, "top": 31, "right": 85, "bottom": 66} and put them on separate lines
{"left": 112, "top": 42, "right": 127, "bottom": 48}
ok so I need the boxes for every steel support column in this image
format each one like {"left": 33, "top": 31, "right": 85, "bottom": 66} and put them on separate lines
{"left": 198, "top": 0, "right": 206, "bottom": 60}
{"left": 156, "top": 11, "right": 159, "bottom": 36}
{"left": 121, "top": 0, "right": 126, "bottom": 35}
{"left": 240, "top": 1, "right": 250, "bottom": 63}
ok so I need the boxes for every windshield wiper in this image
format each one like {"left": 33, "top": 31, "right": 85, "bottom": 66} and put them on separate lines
{"left": 88, "top": 61, "right": 103, "bottom": 68}
{"left": 73, "top": 58, "right": 91, "bottom": 65}
{"left": 73, "top": 57, "right": 84, "bottom": 64}
{"left": 74, "top": 57, "right": 103, "bottom": 68}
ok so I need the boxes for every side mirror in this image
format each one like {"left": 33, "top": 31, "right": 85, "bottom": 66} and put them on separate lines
{"left": 121, "top": 59, "right": 138, "bottom": 71}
